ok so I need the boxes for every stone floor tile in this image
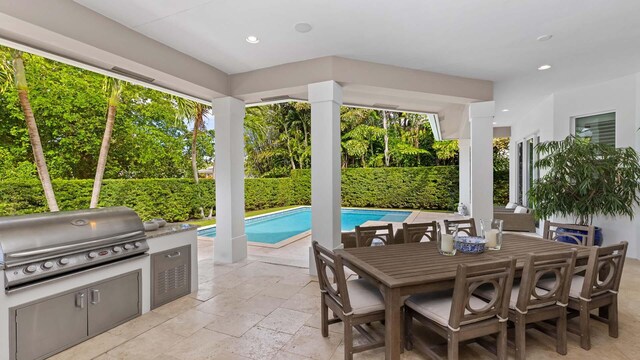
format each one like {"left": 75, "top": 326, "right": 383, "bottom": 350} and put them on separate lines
{"left": 297, "top": 281, "right": 321, "bottom": 298}
{"left": 196, "top": 293, "right": 247, "bottom": 315}
{"left": 108, "top": 311, "right": 169, "bottom": 339}
{"left": 235, "top": 294, "right": 286, "bottom": 316}
{"left": 281, "top": 293, "right": 321, "bottom": 314}
{"left": 155, "top": 309, "right": 219, "bottom": 337}
{"left": 106, "top": 327, "right": 185, "bottom": 360}
{"left": 49, "top": 332, "right": 127, "bottom": 360}
{"left": 220, "top": 326, "right": 293, "bottom": 360}
{"left": 258, "top": 308, "right": 313, "bottom": 334}
{"left": 283, "top": 326, "right": 342, "bottom": 360}
{"left": 304, "top": 311, "right": 344, "bottom": 334}
{"left": 166, "top": 328, "right": 233, "bottom": 360}
{"left": 271, "top": 351, "right": 312, "bottom": 359}
{"left": 259, "top": 282, "right": 304, "bottom": 299}
{"left": 205, "top": 312, "right": 265, "bottom": 337}
{"left": 151, "top": 296, "right": 202, "bottom": 318}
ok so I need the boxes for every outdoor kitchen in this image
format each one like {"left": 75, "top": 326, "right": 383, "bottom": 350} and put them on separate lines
{"left": 0, "top": 207, "right": 198, "bottom": 360}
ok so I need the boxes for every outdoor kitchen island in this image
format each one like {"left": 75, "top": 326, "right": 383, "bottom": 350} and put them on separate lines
{"left": 0, "top": 209, "right": 198, "bottom": 360}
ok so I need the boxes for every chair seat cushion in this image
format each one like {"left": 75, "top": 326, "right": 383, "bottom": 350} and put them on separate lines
{"left": 538, "top": 274, "right": 584, "bottom": 299}
{"left": 475, "top": 284, "right": 556, "bottom": 312}
{"left": 405, "top": 291, "right": 492, "bottom": 328}
{"left": 346, "top": 279, "right": 385, "bottom": 315}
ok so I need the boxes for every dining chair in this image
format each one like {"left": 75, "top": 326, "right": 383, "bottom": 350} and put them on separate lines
{"left": 341, "top": 231, "right": 358, "bottom": 249}
{"left": 538, "top": 241, "right": 628, "bottom": 350}
{"left": 404, "top": 258, "right": 516, "bottom": 360}
{"left": 401, "top": 221, "right": 438, "bottom": 243}
{"left": 476, "top": 250, "right": 577, "bottom": 360}
{"left": 444, "top": 218, "right": 477, "bottom": 236}
{"left": 543, "top": 221, "right": 595, "bottom": 247}
{"left": 311, "top": 241, "right": 386, "bottom": 360}
{"left": 355, "top": 224, "right": 395, "bottom": 247}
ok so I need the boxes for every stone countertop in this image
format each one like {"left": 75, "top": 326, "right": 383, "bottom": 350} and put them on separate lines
{"left": 145, "top": 223, "right": 198, "bottom": 239}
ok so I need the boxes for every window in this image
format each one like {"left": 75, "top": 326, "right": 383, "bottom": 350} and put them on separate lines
{"left": 574, "top": 112, "right": 615, "bottom": 146}
{"left": 515, "top": 136, "right": 539, "bottom": 206}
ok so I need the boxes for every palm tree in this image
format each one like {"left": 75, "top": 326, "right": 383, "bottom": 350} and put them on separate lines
{"left": 90, "top": 77, "right": 123, "bottom": 208}
{"left": 0, "top": 50, "right": 59, "bottom": 211}
{"left": 175, "top": 97, "right": 210, "bottom": 183}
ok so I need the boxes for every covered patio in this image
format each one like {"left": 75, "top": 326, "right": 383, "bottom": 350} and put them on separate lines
{"left": 1, "top": 1, "right": 640, "bottom": 359}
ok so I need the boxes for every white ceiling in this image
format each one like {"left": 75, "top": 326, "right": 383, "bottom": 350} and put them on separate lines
{"left": 74, "top": 0, "right": 640, "bottom": 122}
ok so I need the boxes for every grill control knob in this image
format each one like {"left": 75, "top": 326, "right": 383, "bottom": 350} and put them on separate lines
{"left": 59, "top": 258, "right": 70, "bottom": 266}
{"left": 24, "top": 265, "right": 37, "bottom": 274}
{"left": 124, "top": 244, "right": 134, "bottom": 250}
{"left": 42, "top": 261, "right": 54, "bottom": 270}
{"left": 134, "top": 242, "right": 141, "bottom": 248}
{"left": 88, "top": 252, "right": 98, "bottom": 259}
{"left": 113, "top": 246, "right": 123, "bottom": 253}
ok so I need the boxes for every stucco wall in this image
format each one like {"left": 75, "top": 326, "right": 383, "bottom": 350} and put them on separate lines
{"left": 509, "top": 73, "right": 640, "bottom": 258}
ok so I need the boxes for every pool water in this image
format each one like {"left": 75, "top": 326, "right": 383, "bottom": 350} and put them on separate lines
{"left": 197, "top": 207, "right": 411, "bottom": 244}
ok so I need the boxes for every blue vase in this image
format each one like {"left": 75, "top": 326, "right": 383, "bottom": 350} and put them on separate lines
{"left": 557, "top": 226, "right": 603, "bottom": 246}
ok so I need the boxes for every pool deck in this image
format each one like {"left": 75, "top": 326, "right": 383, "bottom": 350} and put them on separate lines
{"left": 198, "top": 210, "right": 465, "bottom": 267}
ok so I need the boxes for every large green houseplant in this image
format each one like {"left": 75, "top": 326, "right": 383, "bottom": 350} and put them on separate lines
{"left": 528, "top": 135, "right": 640, "bottom": 244}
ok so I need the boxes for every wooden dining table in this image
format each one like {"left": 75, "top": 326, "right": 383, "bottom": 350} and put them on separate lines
{"left": 335, "top": 233, "right": 592, "bottom": 360}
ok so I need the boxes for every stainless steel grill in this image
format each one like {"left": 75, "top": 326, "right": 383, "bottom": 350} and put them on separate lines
{"left": 0, "top": 207, "right": 149, "bottom": 291}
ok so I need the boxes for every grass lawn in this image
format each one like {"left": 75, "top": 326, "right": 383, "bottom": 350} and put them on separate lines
{"left": 186, "top": 205, "right": 299, "bottom": 227}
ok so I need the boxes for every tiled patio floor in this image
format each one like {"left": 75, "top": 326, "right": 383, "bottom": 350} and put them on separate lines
{"left": 53, "top": 212, "right": 640, "bottom": 360}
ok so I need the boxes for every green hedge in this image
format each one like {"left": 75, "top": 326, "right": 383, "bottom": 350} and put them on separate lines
{"left": 0, "top": 166, "right": 509, "bottom": 221}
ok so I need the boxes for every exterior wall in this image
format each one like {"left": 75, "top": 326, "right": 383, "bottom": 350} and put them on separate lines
{"left": 509, "top": 73, "right": 640, "bottom": 258}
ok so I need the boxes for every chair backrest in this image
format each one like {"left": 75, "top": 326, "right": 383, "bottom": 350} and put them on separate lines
{"left": 341, "top": 231, "right": 358, "bottom": 249}
{"left": 580, "top": 241, "right": 628, "bottom": 300}
{"left": 543, "top": 221, "right": 595, "bottom": 247}
{"left": 516, "top": 250, "right": 577, "bottom": 313}
{"left": 311, "top": 241, "right": 352, "bottom": 313}
{"left": 355, "top": 224, "right": 395, "bottom": 247}
{"left": 402, "top": 221, "right": 438, "bottom": 243}
{"left": 449, "top": 258, "right": 516, "bottom": 330}
{"left": 444, "top": 218, "right": 477, "bottom": 237}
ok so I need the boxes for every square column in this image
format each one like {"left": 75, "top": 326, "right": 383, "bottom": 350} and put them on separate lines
{"left": 213, "top": 97, "right": 247, "bottom": 263}
{"left": 308, "top": 81, "right": 343, "bottom": 275}
{"left": 458, "top": 138, "right": 471, "bottom": 210}
{"left": 469, "top": 101, "right": 495, "bottom": 232}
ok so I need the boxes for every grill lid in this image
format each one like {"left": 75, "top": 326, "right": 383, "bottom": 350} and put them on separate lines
{"left": 0, "top": 207, "right": 145, "bottom": 267}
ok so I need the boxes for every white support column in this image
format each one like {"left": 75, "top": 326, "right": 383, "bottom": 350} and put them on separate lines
{"left": 308, "top": 81, "right": 343, "bottom": 275}
{"left": 458, "top": 138, "right": 471, "bottom": 210}
{"left": 213, "top": 96, "right": 247, "bottom": 263}
{"left": 469, "top": 101, "right": 495, "bottom": 232}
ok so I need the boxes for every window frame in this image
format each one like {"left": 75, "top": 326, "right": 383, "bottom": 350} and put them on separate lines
{"left": 571, "top": 110, "right": 616, "bottom": 147}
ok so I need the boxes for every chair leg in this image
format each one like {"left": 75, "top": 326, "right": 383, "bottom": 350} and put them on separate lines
{"left": 344, "top": 317, "right": 353, "bottom": 360}
{"left": 556, "top": 308, "right": 567, "bottom": 355}
{"left": 579, "top": 302, "right": 591, "bottom": 350}
{"left": 404, "top": 308, "right": 413, "bottom": 351}
{"left": 497, "top": 321, "right": 508, "bottom": 360}
{"left": 608, "top": 298, "right": 619, "bottom": 338}
{"left": 514, "top": 313, "right": 526, "bottom": 360}
{"left": 320, "top": 297, "right": 329, "bottom": 337}
{"left": 448, "top": 330, "right": 459, "bottom": 360}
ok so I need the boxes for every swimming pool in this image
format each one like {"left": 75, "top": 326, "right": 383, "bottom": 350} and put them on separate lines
{"left": 197, "top": 207, "right": 411, "bottom": 244}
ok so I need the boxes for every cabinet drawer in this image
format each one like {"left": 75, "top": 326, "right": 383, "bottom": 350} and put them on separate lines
{"left": 151, "top": 245, "right": 191, "bottom": 309}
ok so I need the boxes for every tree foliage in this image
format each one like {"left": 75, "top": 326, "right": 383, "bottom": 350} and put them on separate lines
{"left": 528, "top": 136, "right": 640, "bottom": 225}
{"left": 0, "top": 45, "right": 213, "bottom": 180}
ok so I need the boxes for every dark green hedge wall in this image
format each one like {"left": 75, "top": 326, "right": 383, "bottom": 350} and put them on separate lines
{"left": 0, "top": 167, "right": 508, "bottom": 221}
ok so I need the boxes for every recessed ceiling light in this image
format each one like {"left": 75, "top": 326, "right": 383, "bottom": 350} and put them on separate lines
{"left": 538, "top": 64, "right": 552, "bottom": 70}
{"left": 294, "top": 23, "right": 313, "bottom": 33}
{"left": 246, "top": 35, "right": 260, "bottom": 44}
{"left": 537, "top": 34, "right": 553, "bottom": 42}
{"left": 502, "top": 109, "right": 509, "bottom": 112}
{"left": 492, "top": 122, "right": 498, "bottom": 125}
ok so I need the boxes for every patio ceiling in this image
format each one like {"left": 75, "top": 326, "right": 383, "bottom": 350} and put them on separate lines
{"left": 2, "top": 1, "right": 639, "bottom": 133}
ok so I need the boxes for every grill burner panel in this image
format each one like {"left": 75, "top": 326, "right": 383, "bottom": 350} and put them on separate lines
{"left": 0, "top": 207, "right": 149, "bottom": 291}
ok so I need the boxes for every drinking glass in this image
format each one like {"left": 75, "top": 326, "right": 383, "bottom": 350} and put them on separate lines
{"left": 437, "top": 223, "right": 457, "bottom": 256}
{"left": 481, "top": 219, "right": 503, "bottom": 250}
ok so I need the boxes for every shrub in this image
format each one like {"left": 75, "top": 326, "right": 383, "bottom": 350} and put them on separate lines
{"left": 0, "top": 166, "right": 509, "bottom": 220}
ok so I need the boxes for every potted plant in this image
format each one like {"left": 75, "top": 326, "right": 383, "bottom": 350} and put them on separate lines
{"left": 528, "top": 135, "right": 640, "bottom": 245}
